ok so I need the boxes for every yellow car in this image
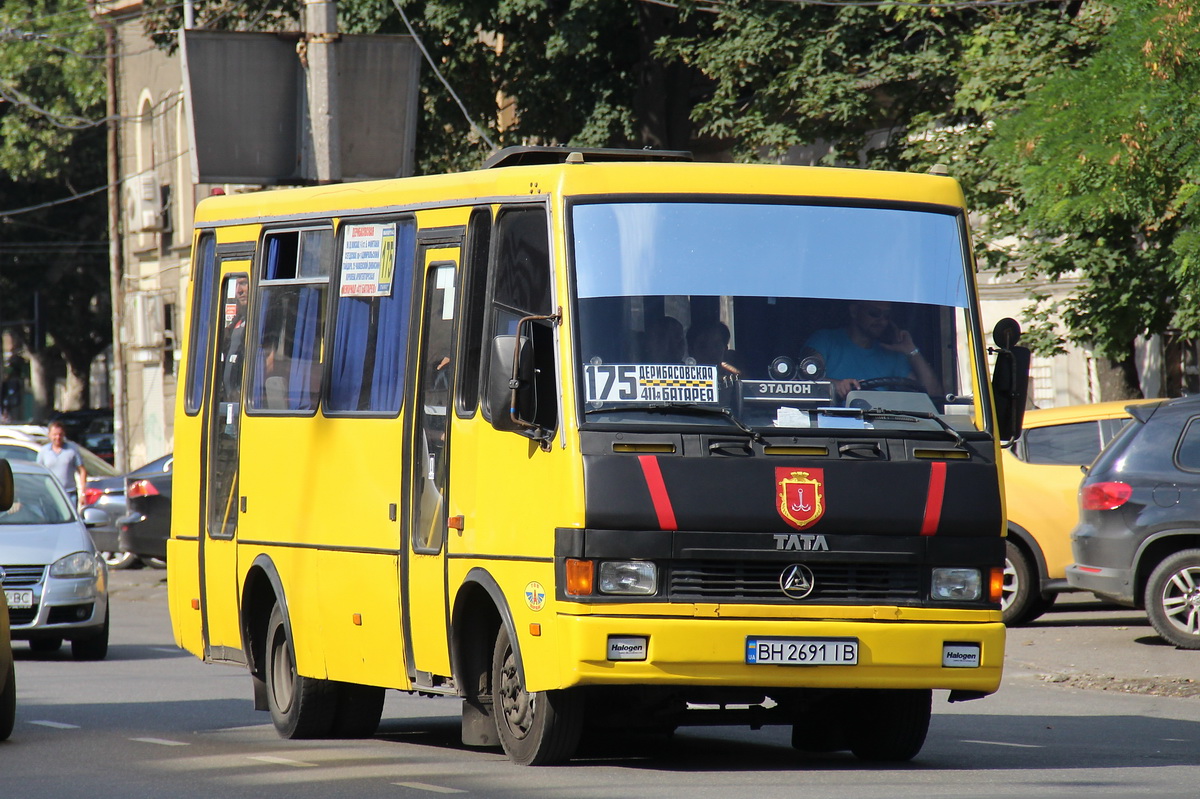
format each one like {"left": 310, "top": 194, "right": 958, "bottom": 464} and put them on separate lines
{"left": 1001, "top": 400, "right": 1148, "bottom": 625}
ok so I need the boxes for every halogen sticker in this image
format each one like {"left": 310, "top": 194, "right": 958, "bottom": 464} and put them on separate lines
{"left": 585, "top": 364, "right": 718, "bottom": 404}
{"left": 943, "top": 642, "right": 981, "bottom": 668}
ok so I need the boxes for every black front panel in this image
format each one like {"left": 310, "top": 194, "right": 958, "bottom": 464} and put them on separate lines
{"left": 581, "top": 434, "right": 1001, "bottom": 537}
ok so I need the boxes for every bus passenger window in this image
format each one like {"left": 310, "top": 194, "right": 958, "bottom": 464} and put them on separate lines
{"left": 327, "top": 219, "right": 417, "bottom": 414}
{"left": 247, "top": 228, "right": 332, "bottom": 413}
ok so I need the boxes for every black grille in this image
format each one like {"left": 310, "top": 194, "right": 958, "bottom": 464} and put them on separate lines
{"left": 1, "top": 565, "right": 45, "bottom": 587}
{"left": 668, "top": 561, "right": 922, "bottom": 602}
{"left": 9, "top": 607, "right": 38, "bottom": 626}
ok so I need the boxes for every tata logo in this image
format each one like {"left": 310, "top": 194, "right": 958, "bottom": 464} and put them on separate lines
{"left": 773, "top": 533, "right": 829, "bottom": 551}
{"left": 776, "top": 467, "right": 825, "bottom": 530}
{"left": 780, "top": 564, "right": 816, "bottom": 599}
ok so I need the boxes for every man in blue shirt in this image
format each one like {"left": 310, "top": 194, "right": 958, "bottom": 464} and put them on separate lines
{"left": 804, "top": 301, "right": 941, "bottom": 401}
{"left": 36, "top": 421, "right": 87, "bottom": 510}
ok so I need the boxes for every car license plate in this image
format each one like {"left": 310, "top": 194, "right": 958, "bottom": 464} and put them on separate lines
{"left": 746, "top": 637, "right": 858, "bottom": 666}
{"left": 4, "top": 589, "right": 33, "bottom": 609}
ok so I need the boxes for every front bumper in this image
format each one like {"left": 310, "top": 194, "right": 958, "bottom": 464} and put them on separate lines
{"left": 7, "top": 574, "right": 109, "bottom": 641}
{"left": 547, "top": 612, "right": 1004, "bottom": 695}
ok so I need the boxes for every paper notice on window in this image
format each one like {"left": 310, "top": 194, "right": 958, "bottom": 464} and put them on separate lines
{"left": 340, "top": 223, "right": 397, "bottom": 297}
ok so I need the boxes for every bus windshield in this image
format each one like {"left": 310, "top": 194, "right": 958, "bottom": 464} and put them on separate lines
{"left": 571, "top": 199, "right": 983, "bottom": 434}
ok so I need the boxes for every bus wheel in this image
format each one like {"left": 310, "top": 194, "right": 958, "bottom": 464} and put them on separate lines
{"left": 331, "top": 683, "right": 385, "bottom": 738}
{"left": 846, "top": 689, "right": 931, "bottom": 762}
{"left": 265, "top": 603, "right": 336, "bottom": 738}
{"left": 491, "top": 626, "right": 583, "bottom": 765}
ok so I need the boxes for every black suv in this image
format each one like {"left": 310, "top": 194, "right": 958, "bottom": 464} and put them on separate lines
{"left": 1068, "top": 396, "right": 1200, "bottom": 648}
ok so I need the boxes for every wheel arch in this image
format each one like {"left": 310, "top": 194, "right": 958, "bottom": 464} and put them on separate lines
{"left": 1134, "top": 531, "right": 1200, "bottom": 607}
{"left": 241, "top": 554, "right": 289, "bottom": 682}
{"left": 1006, "top": 523, "right": 1049, "bottom": 583}
{"left": 451, "top": 567, "right": 519, "bottom": 697}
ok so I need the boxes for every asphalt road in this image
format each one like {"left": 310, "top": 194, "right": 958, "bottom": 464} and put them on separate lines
{"left": 3, "top": 568, "right": 1198, "bottom": 799}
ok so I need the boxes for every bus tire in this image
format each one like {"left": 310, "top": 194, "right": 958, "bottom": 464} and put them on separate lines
{"left": 491, "top": 625, "right": 583, "bottom": 765}
{"left": 265, "top": 603, "right": 336, "bottom": 738}
{"left": 330, "top": 683, "right": 385, "bottom": 738}
{"left": 846, "top": 689, "right": 931, "bottom": 762}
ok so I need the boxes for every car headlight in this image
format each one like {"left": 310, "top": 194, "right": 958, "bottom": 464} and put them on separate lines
{"left": 50, "top": 551, "right": 101, "bottom": 579}
{"left": 597, "top": 561, "right": 657, "bottom": 595}
{"left": 931, "top": 567, "right": 982, "bottom": 601}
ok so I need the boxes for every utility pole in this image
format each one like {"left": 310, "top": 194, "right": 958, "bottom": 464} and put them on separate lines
{"left": 103, "top": 17, "right": 128, "bottom": 472}
{"left": 304, "top": 0, "right": 341, "bottom": 184}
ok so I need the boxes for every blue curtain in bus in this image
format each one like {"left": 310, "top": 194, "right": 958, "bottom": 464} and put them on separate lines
{"left": 329, "top": 298, "right": 370, "bottom": 410}
{"left": 266, "top": 236, "right": 283, "bottom": 280}
{"left": 288, "top": 287, "right": 321, "bottom": 410}
{"left": 369, "top": 293, "right": 406, "bottom": 412}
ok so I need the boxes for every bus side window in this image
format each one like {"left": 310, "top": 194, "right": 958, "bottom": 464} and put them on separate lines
{"left": 455, "top": 208, "right": 492, "bottom": 418}
{"left": 185, "top": 232, "right": 217, "bottom": 415}
{"left": 247, "top": 227, "right": 332, "bottom": 413}
{"left": 327, "top": 218, "right": 417, "bottom": 414}
{"left": 483, "top": 206, "right": 557, "bottom": 434}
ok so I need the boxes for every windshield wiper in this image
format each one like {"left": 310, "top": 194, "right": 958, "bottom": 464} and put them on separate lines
{"left": 851, "top": 407, "right": 967, "bottom": 449}
{"left": 586, "top": 403, "right": 765, "bottom": 444}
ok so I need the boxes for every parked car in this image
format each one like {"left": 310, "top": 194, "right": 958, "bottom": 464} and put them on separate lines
{"left": 117, "top": 454, "right": 172, "bottom": 563}
{"left": 1000, "top": 400, "right": 1149, "bottom": 625}
{"left": 1, "top": 458, "right": 16, "bottom": 740}
{"left": 0, "top": 434, "right": 135, "bottom": 569}
{"left": 1069, "top": 395, "right": 1200, "bottom": 648}
{"left": 0, "top": 460, "right": 109, "bottom": 659}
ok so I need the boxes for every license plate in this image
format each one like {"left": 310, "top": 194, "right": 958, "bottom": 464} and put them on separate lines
{"left": 746, "top": 637, "right": 858, "bottom": 666}
{"left": 4, "top": 589, "right": 33, "bottom": 610}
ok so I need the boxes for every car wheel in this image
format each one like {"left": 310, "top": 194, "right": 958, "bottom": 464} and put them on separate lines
{"left": 101, "top": 551, "right": 141, "bottom": 570}
{"left": 491, "top": 625, "right": 583, "bottom": 765}
{"left": 28, "top": 638, "right": 62, "bottom": 654}
{"left": 71, "top": 609, "right": 110, "bottom": 661}
{"left": 264, "top": 603, "right": 337, "bottom": 738}
{"left": 1144, "top": 549, "right": 1200, "bottom": 650}
{"left": 845, "top": 689, "right": 931, "bottom": 762}
{"left": 0, "top": 658, "right": 15, "bottom": 741}
{"left": 1002, "top": 539, "right": 1049, "bottom": 626}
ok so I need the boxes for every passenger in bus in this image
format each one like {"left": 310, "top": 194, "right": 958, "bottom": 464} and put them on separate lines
{"left": 803, "top": 300, "right": 940, "bottom": 401}
{"left": 222, "top": 276, "right": 250, "bottom": 401}
{"left": 643, "top": 316, "right": 686, "bottom": 363}
{"left": 687, "top": 320, "right": 741, "bottom": 377}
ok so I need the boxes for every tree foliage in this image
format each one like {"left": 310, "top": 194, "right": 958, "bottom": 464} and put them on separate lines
{"left": 0, "top": 0, "right": 111, "bottom": 411}
{"left": 989, "top": 0, "right": 1200, "bottom": 367}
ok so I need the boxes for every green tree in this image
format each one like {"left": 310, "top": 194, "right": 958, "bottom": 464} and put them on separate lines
{"left": 0, "top": 0, "right": 110, "bottom": 415}
{"left": 988, "top": 0, "right": 1200, "bottom": 397}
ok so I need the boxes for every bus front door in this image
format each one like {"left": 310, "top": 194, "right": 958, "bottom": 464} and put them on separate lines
{"left": 201, "top": 270, "right": 250, "bottom": 662}
{"left": 405, "top": 253, "right": 458, "bottom": 684}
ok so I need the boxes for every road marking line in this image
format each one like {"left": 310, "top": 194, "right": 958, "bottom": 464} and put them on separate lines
{"left": 131, "top": 737, "right": 190, "bottom": 746}
{"left": 248, "top": 755, "right": 318, "bottom": 768}
{"left": 151, "top": 647, "right": 180, "bottom": 653}
{"left": 962, "top": 739, "right": 1042, "bottom": 748}
{"left": 391, "top": 783, "right": 466, "bottom": 794}
{"left": 31, "top": 720, "right": 80, "bottom": 729}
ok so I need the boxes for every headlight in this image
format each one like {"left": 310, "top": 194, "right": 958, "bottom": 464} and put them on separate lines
{"left": 597, "top": 561, "right": 657, "bottom": 595}
{"left": 931, "top": 567, "right": 982, "bottom": 601}
{"left": 50, "top": 551, "right": 100, "bottom": 579}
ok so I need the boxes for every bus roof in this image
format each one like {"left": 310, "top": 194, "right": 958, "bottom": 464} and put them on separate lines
{"left": 193, "top": 156, "right": 968, "bottom": 229}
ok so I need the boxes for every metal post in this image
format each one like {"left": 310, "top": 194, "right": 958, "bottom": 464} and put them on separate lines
{"left": 304, "top": 0, "right": 340, "bottom": 184}
{"left": 104, "top": 22, "right": 128, "bottom": 471}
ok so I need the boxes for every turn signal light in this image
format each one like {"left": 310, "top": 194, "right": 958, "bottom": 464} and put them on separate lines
{"left": 1080, "top": 481, "right": 1131, "bottom": 511}
{"left": 565, "top": 559, "right": 594, "bottom": 596}
{"left": 989, "top": 566, "right": 1004, "bottom": 604}
{"left": 128, "top": 479, "right": 160, "bottom": 498}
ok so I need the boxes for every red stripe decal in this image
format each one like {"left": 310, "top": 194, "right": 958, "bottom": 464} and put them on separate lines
{"left": 638, "top": 455, "right": 678, "bottom": 531}
{"left": 921, "top": 461, "right": 947, "bottom": 536}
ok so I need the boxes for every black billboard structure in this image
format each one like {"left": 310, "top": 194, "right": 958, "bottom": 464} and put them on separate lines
{"left": 181, "top": 30, "right": 421, "bottom": 184}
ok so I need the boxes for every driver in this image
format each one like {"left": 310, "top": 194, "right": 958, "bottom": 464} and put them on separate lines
{"left": 803, "top": 300, "right": 940, "bottom": 401}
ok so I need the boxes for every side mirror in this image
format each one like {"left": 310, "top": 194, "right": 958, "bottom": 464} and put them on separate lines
{"left": 990, "top": 318, "right": 1031, "bottom": 442}
{"left": 487, "top": 334, "right": 536, "bottom": 434}
{"left": 0, "top": 459, "right": 12, "bottom": 512}
{"left": 81, "top": 507, "right": 108, "bottom": 528}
